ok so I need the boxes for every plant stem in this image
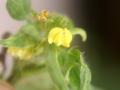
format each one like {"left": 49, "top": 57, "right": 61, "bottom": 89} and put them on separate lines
{"left": 46, "top": 45, "right": 68, "bottom": 90}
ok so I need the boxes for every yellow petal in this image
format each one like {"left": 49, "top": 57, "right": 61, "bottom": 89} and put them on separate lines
{"left": 48, "top": 27, "right": 72, "bottom": 48}
{"left": 48, "top": 27, "right": 63, "bottom": 44}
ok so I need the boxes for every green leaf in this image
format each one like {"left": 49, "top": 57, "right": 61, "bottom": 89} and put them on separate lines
{"left": 20, "top": 24, "right": 40, "bottom": 41}
{"left": 80, "top": 63, "right": 91, "bottom": 90}
{"left": 59, "top": 49, "right": 91, "bottom": 90}
{"left": 0, "top": 24, "right": 39, "bottom": 48}
{"left": 58, "top": 49, "right": 80, "bottom": 74}
{"left": 6, "top": 0, "right": 31, "bottom": 20}
{"left": 69, "top": 65, "right": 80, "bottom": 90}
{"left": 58, "top": 49, "right": 81, "bottom": 90}
{"left": 71, "top": 28, "right": 87, "bottom": 42}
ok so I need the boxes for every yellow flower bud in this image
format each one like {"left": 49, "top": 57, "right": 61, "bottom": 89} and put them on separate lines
{"left": 41, "top": 10, "right": 49, "bottom": 17}
{"left": 48, "top": 27, "right": 72, "bottom": 47}
{"left": 37, "top": 10, "right": 49, "bottom": 22}
{"left": 7, "top": 47, "right": 33, "bottom": 60}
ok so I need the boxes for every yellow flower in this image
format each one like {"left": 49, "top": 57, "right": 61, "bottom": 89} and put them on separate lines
{"left": 7, "top": 47, "right": 33, "bottom": 60}
{"left": 37, "top": 10, "right": 49, "bottom": 22}
{"left": 48, "top": 27, "right": 72, "bottom": 47}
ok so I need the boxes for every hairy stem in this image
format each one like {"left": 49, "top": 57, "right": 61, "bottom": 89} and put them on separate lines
{"left": 46, "top": 45, "right": 68, "bottom": 90}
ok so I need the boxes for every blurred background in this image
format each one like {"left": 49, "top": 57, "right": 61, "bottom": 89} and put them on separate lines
{"left": 0, "top": 0, "right": 120, "bottom": 90}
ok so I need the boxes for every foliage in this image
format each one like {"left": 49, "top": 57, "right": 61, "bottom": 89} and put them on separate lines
{"left": 0, "top": 0, "right": 98, "bottom": 90}
{"left": 6, "top": 0, "right": 31, "bottom": 20}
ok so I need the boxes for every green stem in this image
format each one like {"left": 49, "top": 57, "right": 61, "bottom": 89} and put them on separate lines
{"left": 46, "top": 45, "right": 68, "bottom": 90}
